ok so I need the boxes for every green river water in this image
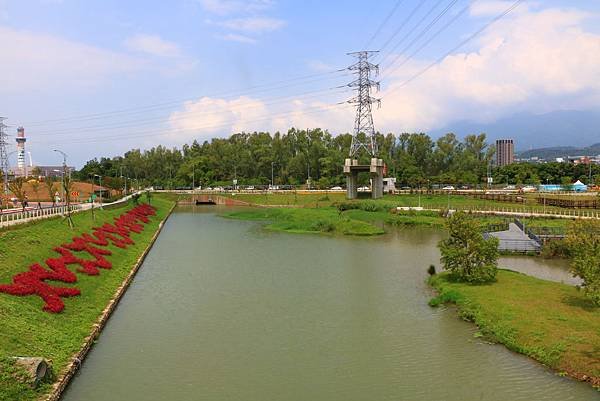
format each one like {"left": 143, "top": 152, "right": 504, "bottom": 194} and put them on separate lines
{"left": 61, "top": 207, "right": 599, "bottom": 401}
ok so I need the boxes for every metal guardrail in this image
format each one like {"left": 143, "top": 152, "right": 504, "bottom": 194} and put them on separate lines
{"left": 0, "top": 191, "right": 145, "bottom": 228}
{"left": 0, "top": 205, "right": 83, "bottom": 227}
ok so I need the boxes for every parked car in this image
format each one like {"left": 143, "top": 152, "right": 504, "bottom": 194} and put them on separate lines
{"left": 330, "top": 186, "right": 343, "bottom": 190}
{"left": 521, "top": 185, "right": 537, "bottom": 193}
{"left": 442, "top": 186, "right": 455, "bottom": 190}
{"left": 504, "top": 185, "right": 516, "bottom": 190}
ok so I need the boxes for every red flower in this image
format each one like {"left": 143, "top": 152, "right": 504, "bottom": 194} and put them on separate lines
{"left": 0, "top": 203, "right": 157, "bottom": 313}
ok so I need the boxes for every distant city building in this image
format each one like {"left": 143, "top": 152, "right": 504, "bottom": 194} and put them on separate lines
{"left": 34, "top": 166, "right": 75, "bottom": 178}
{"left": 496, "top": 139, "right": 514, "bottom": 167}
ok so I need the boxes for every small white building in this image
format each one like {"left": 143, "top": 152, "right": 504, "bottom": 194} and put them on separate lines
{"left": 383, "top": 177, "right": 396, "bottom": 193}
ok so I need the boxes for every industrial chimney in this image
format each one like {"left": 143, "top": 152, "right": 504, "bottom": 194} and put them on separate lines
{"left": 16, "top": 127, "right": 26, "bottom": 176}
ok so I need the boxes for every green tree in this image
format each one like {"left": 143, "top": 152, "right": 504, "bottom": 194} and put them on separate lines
{"left": 8, "top": 177, "right": 27, "bottom": 210}
{"left": 565, "top": 220, "right": 600, "bottom": 306}
{"left": 439, "top": 212, "right": 499, "bottom": 283}
{"left": 44, "top": 178, "right": 56, "bottom": 205}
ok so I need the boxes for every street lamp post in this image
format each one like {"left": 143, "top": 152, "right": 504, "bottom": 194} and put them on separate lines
{"left": 89, "top": 173, "right": 96, "bottom": 220}
{"left": 53, "top": 149, "right": 68, "bottom": 206}
{"left": 120, "top": 166, "right": 127, "bottom": 195}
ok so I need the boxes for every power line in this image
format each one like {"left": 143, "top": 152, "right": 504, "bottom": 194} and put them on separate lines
{"left": 380, "top": 0, "right": 461, "bottom": 74}
{"left": 22, "top": 69, "right": 348, "bottom": 127}
{"left": 382, "top": 0, "right": 525, "bottom": 98}
{"left": 29, "top": 103, "right": 353, "bottom": 146}
{"left": 29, "top": 86, "right": 351, "bottom": 137}
{"left": 376, "top": 0, "right": 428, "bottom": 58}
{"left": 381, "top": 0, "right": 474, "bottom": 80}
{"left": 364, "top": 0, "right": 406, "bottom": 50}
{"left": 376, "top": 0, "right": 447, "bottom": 65}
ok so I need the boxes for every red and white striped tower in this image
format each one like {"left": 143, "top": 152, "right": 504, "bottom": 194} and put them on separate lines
{"left": 16, "top": 127, "right": 27, "bottom": 176}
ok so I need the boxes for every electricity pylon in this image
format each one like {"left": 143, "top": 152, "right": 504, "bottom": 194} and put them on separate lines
{"left": 347, "top": 51, "right": 381, "bottom": 157}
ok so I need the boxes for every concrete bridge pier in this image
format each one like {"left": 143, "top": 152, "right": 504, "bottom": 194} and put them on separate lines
{"left": 344, "top": 158, "right": 384, "bottom": 200}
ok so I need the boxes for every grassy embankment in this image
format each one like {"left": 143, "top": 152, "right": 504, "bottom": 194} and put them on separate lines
{"left": 0, "top": 195, "right": 175, "bottom": 401}
{"left": 429, "top": 271, "right": 600, "bottom": 386}
{"left": 223, "top": 193, "right": 571, "bottom": 235}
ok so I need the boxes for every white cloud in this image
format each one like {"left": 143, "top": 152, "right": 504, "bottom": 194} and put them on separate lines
{"left": 218, "top": 16, "right": 285, "bottom": 33}
{"left": 218, "top": 33, "right": 257, "bottom": 44}
{"left": 124, "top": 34, "right": 182, "bottom": 58}
{"left": 0, "top": 26, "right": 143, "bottom": 93}
{"left": 372, "top": 4, "right": 600, "bottom": 132}
{"left": 168, "top": 96, "right": 271, "bottom": 139}
{"left": 167, "top": 95, "right": 354, "bottom": 143}
{"left": 198, "top": 0, "right": 274, "bottom": 16}
{"left": 199, "top": 0, "right": 284, "bottom": 44}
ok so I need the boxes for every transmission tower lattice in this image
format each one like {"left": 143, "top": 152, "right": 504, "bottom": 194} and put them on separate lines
{"left": 0, "top": 117, "right": 10, "bottom": 194}
{"left": 347, "top": 51, "right": 381, "bottom": 158}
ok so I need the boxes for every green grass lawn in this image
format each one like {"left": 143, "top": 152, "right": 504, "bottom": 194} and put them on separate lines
{"left": 429, "top": 271, "right": 600, "bottom": 386}
{"left": 228, "top": 192, "right": 346, "bottom": 207}
{"left": 222, "top": 206, "right": 514, "bottom": 235}
{"left": 0, "top": 195, "right": 175, "bottom": 401}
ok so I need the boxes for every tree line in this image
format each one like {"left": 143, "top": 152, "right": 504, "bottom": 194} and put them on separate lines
{"left": 75, "top": 128, "right": 600, "bottom": 188}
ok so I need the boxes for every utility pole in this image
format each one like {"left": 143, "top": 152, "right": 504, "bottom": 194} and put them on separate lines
{"left": 306, "top": 128, "right": 311, "bottom": 190}
{"left": 347, "top": 51, "right": 380, "bottom": 158}
{"left": 0, "top": 117, "right": 10, "bottom": 195}
{"left": 120, "top": 166, "right": 127, "bottom": 195}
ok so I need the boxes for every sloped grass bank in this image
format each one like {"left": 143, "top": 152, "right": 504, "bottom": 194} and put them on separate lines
{"left": 222, "top": 206, "right": 542, "bottom": 236}
{"left": 429, "top": 271, "right": 600, "bottom": 387}
{"left": 0, "top": 196, "right": 175, "bottom": 401}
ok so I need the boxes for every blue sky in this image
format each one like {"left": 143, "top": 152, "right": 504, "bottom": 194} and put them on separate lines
{"left": 1, "top": 0, "right": 600, "bottom": 166}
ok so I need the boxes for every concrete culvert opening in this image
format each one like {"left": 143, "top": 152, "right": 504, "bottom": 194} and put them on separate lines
{"left": 13, "top": 357, "right": 53, "bottom": 387}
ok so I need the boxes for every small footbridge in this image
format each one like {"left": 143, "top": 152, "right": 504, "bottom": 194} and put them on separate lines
{"left": 484, "top": 219, "right": 544, "bottom": 253}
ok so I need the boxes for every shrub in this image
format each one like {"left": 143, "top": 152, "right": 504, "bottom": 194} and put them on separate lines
{"left": 439, "top": 211, "right": 499, "bottom": 283}
{"left": 334, "top": 201, "right": 385, "bottom": 213}
{"left": 565, "top": 220, "right": 600, "bottom": 306}
{"left": 429, "top": 289, "right": 462, "bottom": 307}
{"left": 427, "top": 264, "right": 436, "bottom": 276}
{"left": 311, "top": 220, "right": 335, "bottom": 233}
{"left": 334, "top": 202, "right": 359, "bottom": 212}
{"left": 540, "top": 239, "right": 571, "bottom": 259}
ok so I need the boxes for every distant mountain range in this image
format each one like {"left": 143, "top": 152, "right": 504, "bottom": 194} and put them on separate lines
{"left": 430, "top": 110, "right": 600, "bottom": 151}
{"left": 516, "top": 143, "right": 600, "bottom": 159}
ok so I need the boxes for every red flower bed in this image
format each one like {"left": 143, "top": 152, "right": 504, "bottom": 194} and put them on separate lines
{"left": 0, "top": 203, "right": 157, "bottom": 313}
